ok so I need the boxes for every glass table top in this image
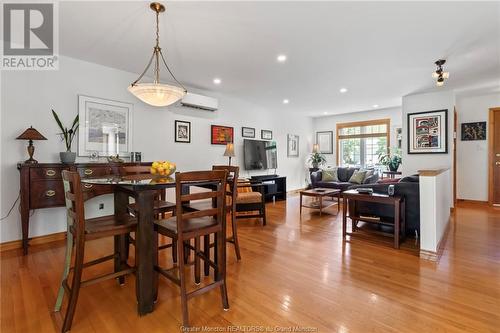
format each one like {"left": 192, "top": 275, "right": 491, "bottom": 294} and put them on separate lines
{"left": 81, "top": 174, "right": 175, "bottom": 186}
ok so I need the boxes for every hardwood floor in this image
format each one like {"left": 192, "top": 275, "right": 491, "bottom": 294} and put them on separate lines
{"left": 1, "top": 198, "right": 499, "bottom": 332}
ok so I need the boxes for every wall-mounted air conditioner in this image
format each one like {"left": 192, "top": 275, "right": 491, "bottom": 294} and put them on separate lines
{"left": 181, "top": 93, "right": 218, "bottom": 111}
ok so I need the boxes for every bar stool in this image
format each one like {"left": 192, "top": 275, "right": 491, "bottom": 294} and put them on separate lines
{"left": 154, "top": 170, "right": 229, "bottom": 326}
{"left": 54, "top": 170, "right": 136, "bottom": 333}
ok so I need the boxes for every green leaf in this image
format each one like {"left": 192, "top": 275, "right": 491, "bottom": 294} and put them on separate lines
{"left": 70, "top": 115, "right": 79, "bottom": 131}
{"left": 51, "top": 109, "right": 65, "bottom": 133}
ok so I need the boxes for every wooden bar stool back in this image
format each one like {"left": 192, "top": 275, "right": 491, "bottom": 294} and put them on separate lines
{"left": 120, "top": 165, "right": 176, "bottom": 217}
{"left": 212, "top": 165, "right": 241, "bottom": 260}
{"left": 120, "top": 165, "right": 178, "bottom": 261}
{"left": 154, "top": 170, "right": 229, "bottom": 327}
{"left": 55, "top": 170, "right": 136, "bottom": 333}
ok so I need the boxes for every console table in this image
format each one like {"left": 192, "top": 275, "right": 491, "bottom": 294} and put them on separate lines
{"left": 250, "top": 175, "right": 286, "bottom": 202}
{"left": 17, "top": 162, "right": 150, "bottom": 254}
{"left": 342, "top": 189, "right": 405, "bottom": 249}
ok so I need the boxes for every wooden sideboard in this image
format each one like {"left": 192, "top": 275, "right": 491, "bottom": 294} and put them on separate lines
{"left": 17, "top": 162, "right": 151, "bottom": 254}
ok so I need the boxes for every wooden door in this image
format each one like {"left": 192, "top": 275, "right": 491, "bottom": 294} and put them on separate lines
{"left": 489, "top": 107, "right": 500, "bottom": 205}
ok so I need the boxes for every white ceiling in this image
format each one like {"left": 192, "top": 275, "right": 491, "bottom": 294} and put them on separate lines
{"left": 60, "top": 1, "right": 500, "bottom": 117}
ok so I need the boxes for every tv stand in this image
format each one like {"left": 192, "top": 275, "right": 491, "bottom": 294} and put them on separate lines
{"left": 251, "top": 175, "right": 286, "bottom": 202}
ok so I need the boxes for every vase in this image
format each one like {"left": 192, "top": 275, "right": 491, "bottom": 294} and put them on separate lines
{"left": 389, "top": 163, "right": 399, "bottom": 172}
{"left": 60, "top": 152, "right": 76, "bottom": 164}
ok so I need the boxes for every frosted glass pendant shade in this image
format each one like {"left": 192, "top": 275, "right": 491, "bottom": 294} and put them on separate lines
{"left": 128, "top": 83, "right": 186, "bottom": 107}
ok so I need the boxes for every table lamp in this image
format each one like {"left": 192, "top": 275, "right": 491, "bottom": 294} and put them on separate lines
{"left": 223, "top": 143, "right": 235, "bottom": 165}
{"left": 16, "top": 126, "right": 47, "bottom": 164}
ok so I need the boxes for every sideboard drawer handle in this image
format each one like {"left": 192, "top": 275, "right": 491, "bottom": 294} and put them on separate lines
{"left": 84, "top": 184, "right": 93, "bottom": 189}
{"left": 45, "top": 190, "right": 56, "bottom": 197}
{"left": 45, "top": 169, "right": 56, "bottom": 177}
{"left": 84, "top": 169, "right": 93, "bottom": 175}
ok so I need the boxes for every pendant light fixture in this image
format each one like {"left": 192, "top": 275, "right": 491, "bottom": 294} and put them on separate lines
{"left": 431, "top": 59, "right": 449, "bottom": 87}
{"left": 128, "top": 2, "right": 187, "bottom": 107}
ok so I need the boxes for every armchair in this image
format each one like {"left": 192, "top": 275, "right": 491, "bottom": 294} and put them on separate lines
{"left": 236, "top": 179, "right": 267, "bottom": 226}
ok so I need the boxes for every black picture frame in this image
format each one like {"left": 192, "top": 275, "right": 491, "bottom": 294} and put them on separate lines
{"left": 407, "top": 109, "right": 448, "bottom": 154}
{"left": 261, "top": 129, "right": 273, "bottom": 140}
{"left": 316, "top": 131, "right": 333, "bottom": 154}
{"left": 174, "top": 120, "right": 191, "bottom": 143}
{"left": 242, "top": 127, "right": 255, "bottom": 138}
{"left": 461, "top": 122, "right": 486, "bottom": 141}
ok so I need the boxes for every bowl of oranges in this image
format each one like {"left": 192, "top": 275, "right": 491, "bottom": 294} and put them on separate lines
{"left": 150, "top": 161, "right": 176, "bottom": 178}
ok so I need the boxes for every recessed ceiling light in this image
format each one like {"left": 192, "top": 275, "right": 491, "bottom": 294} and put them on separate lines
{"left": 323, "top": 112, "right": 328, "bottom": 115}
{"left": 277, "top": 54, "right": 287, "bottom": 62}
{"left": 339, "top": 88, "right": 348, "bottom": 93}
{"left": 283, "top": 99, "right": 289, "bottom": 104}
{"left": 372, "top": 104, "right": 379, "bottom": 108}
{"left": 213, "top": 78, "right": 221, "bottom": 85}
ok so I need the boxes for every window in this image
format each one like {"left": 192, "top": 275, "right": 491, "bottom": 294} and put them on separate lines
{"left": 336, "top": 119, "right": 390, "bottom": 168}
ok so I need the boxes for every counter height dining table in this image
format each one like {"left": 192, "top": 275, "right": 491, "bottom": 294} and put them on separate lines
{"left": 82, "top": 174, "right": 176, "bottom": 315}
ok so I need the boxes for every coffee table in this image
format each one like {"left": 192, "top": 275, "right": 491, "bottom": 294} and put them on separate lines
{"left": 300, "top": 188, "right": 341, "bottom": 216}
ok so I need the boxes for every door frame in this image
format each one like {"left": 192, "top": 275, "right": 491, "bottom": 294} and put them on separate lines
{"left": 453, "top": 108, "right": 457, "bottom": 206}
{"left": 488, "top": 107, "right": 500, "bottom": 205}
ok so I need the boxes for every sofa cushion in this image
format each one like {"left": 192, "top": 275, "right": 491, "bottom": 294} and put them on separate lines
{"left": 316, "top": 181, "right": 352, "bottom": 191}
{"left": 349, "top": 170, "right": 368, "bottom": 184}
{"left": 337, "top": 167, "right": 358, "bottom": 182}
{"left": 363, "top": 169, "right": 374, "bottom": 183}
{"left": 322, "top": 168, "right": 339, "bottom": 182}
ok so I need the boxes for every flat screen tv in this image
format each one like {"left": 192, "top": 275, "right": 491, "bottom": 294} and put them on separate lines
{"left": 243, "top": 139, "right": 277, "bottom": 170}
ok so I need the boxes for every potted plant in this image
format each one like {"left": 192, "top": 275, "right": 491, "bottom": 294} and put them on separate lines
{"left": 307, "top": 151, "right": 327, "bottom": 169}
{"left": 379, "top": 147, "right": 402, "bottom": 172}
{"left": 52, "top": 109, "right": 79, "bottom": 164}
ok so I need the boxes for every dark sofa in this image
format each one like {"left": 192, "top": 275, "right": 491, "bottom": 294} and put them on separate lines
{"left": 311, "top": 167, "right": 380, "bottom": 192}
{"left": 348, "top": 175, "right": 420, "bottom": 236}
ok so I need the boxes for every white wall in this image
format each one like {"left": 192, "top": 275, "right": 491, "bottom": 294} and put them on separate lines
{"left": 456, "top": 93, "right": 500, "bottom": 201}
{"left": 419, "top": 170, "right": 451, "bottom": 254}
{"left": 402, "top": 90, "right": 456, "bottom": 176}
{"left": 312, "top": 107, "right": 402, "bottom": 166}
{"left": 0, "top": 56, "right": 313, "bottom": 243}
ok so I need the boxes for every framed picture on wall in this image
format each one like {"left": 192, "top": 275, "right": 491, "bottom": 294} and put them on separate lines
{"left": 242, "top": 127, "right": 255, "bottom": 138}
{"left": 78, "top": 95, "right": 133, "bottom": 157}
{"left": 461, "top": 122, "right": 486, "bottom": 141}
{"left": 316, "top": 131, "right": 333, "bottom": 154}
{"left": 261, "top": 129, "right": 273, "bottom": 140}
{"left": 211, "top": 125, "right": 234, "bottom": 145}
{"left": 175, "top": 120, "right": 191, "bottom": 143}
{"left": 407, "top": 109, "right": 448, "bottom": 154}
{"left": 287, "top": 134, "right": 299, "bottom": 157}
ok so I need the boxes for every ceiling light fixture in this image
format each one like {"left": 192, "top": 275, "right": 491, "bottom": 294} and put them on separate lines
{"left": 213, "top": 78, "right": 221, "bottom": 85}
{"left": 372, "top": 104, "right": 379, "bottom": 108}
{"left": 277, "top": 54, "right": 287, "bottom": 62}
{"left": 283, "top": 99, "right": 289, "bottom": 104}
{"left": 432, "top": 59, "right": 449, "bottom": 87}
{"left": 128, "top": 2, "right": 187, "bottom": 107}
{"left": 339, "top": 88, "right": 348, "bottom": 93}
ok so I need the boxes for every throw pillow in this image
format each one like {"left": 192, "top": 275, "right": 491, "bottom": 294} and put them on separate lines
{"left": 363, "top": 169, "right": 374, "bottom": 183}
{"left": 322, "top": 168, "right": 339, "bottom": 182}
{"left": 349, "top": 170, "right": 368, "bottom": 184}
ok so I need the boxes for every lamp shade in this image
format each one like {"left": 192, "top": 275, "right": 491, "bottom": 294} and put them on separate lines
{"left": 223, "top": 143, "right": 235, "bottom": 157}
{"left": 16, "top": 126, "right": 47, "bottom": 140}
{"left": 128, "top": 83, "right": 186, "bottom": 107}
{"left": 312, "top": 143, "right": 320, "bottom": 153}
